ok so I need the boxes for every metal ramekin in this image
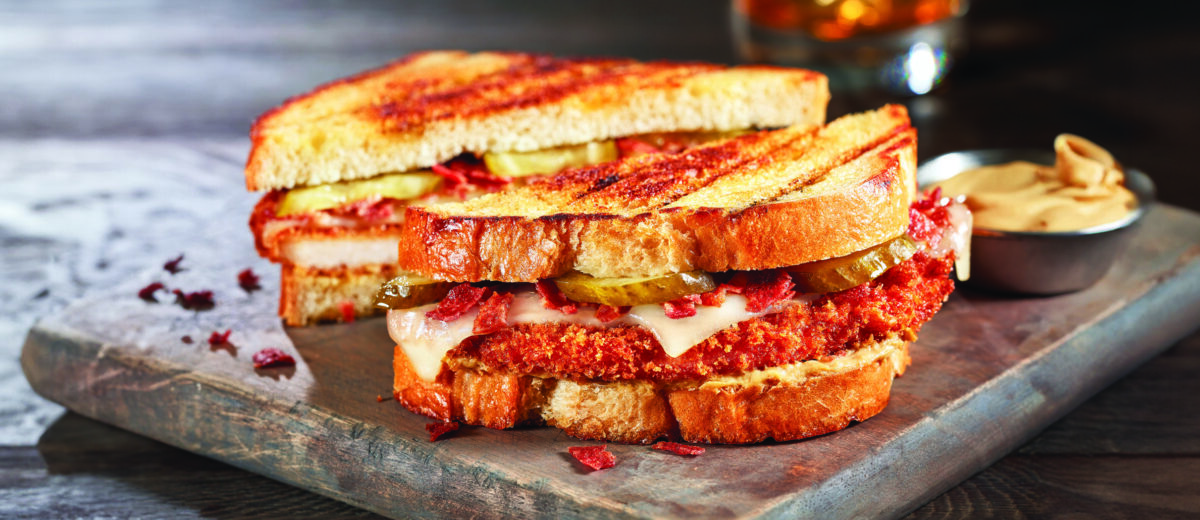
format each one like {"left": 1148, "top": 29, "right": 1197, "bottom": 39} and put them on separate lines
{"left": 917, "top": 149, "right": 1156, "bottom": 295}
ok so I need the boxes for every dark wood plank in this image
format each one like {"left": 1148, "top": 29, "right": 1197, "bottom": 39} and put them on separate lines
{"left": 1018, "top": 330, "right": 1200, "bottom": 456}
{"left": 0, "top": 413, "right": 383, "bottom": 519}
{"left": 17, "top": 142, "right": 1200, "bottom": 518}
{"left": 909, "top": 455, "right": 1200, "bottom": 519}
{"left": 905, "top": 330, "right": 1200, "bottom": 519}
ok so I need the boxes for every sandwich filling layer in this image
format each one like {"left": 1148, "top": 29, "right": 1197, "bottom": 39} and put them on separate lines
{"left": 250, "top": 131, "right": 750, "bottom": 268}
{"left": 387, "top": 192, "right": 966, "bottom": 383}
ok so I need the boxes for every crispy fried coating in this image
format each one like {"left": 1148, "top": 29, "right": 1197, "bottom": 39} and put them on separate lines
{"left": 448, "top": 252, "right": 954, "bottom": 382}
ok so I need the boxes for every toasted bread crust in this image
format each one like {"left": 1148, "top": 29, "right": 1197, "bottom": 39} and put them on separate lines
{"left": 398, "top": 107, "right": 916, "bottom": 281}
{"left": 279, "top": 263, "right": 397, "bottom": 326}
{"left": 392, "top": 339, "right": 910, "bottom": 444}
{"left": 246, "top": 51, "right": 829, "bottom": 191}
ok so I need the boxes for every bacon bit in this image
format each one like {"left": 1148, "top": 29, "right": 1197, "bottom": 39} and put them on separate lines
{"left": 615, "top": 137, "right": 663, "bottom": 158}
{"left": 568, "top": 445, "right": 616, "bottom": 471}
{"left": 473, "top": 291, "right": 514, "bottom": 335}
{"left": 744, "top": 270, "right": 795, "bottom": 313}
{"left": 181, "top": 335, "right": 193, "bottom": 344}
{"left": 252, "top": 348, "right": 295, "bottom": 369}
{"left": 237, "top": 268, "right": 261, "bottom": 293}
{"left": 426, "top": 421, "right": 460, "bottom": 442}
{"left": 208, "top": 329, "right": 232, "bottom": 345}
{"left": 909, "top": 188, "right": 952, "bottom": 246}
{"left": 376, "top": 394, "right": 392, "bottom": 403}
{"left": 535, "top": 280, "right": 577, "bottom": 315}
{"left": 432, "top": 157, "right": 512, "bottom": 199}
{"left": 173, "top": 289, "right": 215, "bottom": 311}
{"left": 663, "top": 294, "right": 702, "bottom": 319}
{"left": 596, "top": 305, "right": 629, "bottom": 323}
{"left": 699, "top": 286, "right": 727, "bottom": 307}
{"left": 138, "top": 282, "right": 165, "bottom": 302}
{"left": 339, "top": 300, "right": 356, "bottom": 323}
{"left": 344, "top": 196, "right": 394, "bottom": 221}
{"left": 426, "top": 284, "right": 489, "bottom": 322}
{"left": 163, "top": 254, "right": 186, "bottom": 274}
{"left": 651, "top": 441, "right": 706, "bottom": 456}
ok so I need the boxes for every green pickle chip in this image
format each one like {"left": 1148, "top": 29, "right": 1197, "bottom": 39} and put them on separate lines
{"left": 787, "top": 235, "right": 918, "bottom": 294}
{"left": 552, "top": 271, "right": 716, "bottom": 307}
{"left": 374, "top": 273, "right": 456, "bottom": 311}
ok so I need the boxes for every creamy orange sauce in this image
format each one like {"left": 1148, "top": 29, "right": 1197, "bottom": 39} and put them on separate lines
{"left": 934, "top": 134, "right": 1136, "bottom": 232}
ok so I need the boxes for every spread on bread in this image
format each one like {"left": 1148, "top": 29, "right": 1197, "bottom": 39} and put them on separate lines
{"left": 933, "top": 134, "right": 1136, "bottom": 232}
{"left": 243, "top": 51, "right": 830, "bottom": 325}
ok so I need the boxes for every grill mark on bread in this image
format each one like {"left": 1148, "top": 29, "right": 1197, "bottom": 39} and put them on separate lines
{"left": 245, "top": 51, "right": 829, "bottom": 191}
{"left": 557, "top": 130, "right": 796, "bottom": 214}
{"left": 373, "top": 58, "right": 717, "bottom": 135}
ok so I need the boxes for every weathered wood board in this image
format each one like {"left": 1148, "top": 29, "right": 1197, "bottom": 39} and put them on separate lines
{"left": 21, "top": 205, "right": 1200, "bottom": 519}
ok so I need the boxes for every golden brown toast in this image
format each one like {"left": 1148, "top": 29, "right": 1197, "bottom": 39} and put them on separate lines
{"left": 245, "top": 51, "right": 829, "bottom": 191}
{"left": 398, "top": 105, "right": 916, "bottom": 282}
{"left": 393, "top": 337, "right": 909, "bottom": 444}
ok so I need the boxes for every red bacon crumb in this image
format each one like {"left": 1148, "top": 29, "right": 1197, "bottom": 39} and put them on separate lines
{"left": 432, "top": 157, "right": 512, "bottom": 199}
{"left": 138, "top": 282, "right": 165, "bottom": 302}
{"left": 662, "top": 294, "right": 702, "bottom": 319}
{"left": 616, "top": 137, "right": 663, "bottom": 157}
{"left": 339, "top": 300, "right": 356, "bottom": 323}
{"left": 237, "top": 268, "right": 261, "bottom": 292}
{"left": 163, "top": 254, "right": 185, "bottom": 274}
{"left": 344, "top": 196, "right": 394, "bottom": 221}
{"left": 596, "top": 305, "right": 629, "bottom": 323}
{"left": 181, "top": 335, "right": 193, "bottom": 344}
{"left": 426, "top": 284, "right": 490, "bottom": 322}
{"left": 744, "top": 270, "right": 795, "bottom": 312}
{"left": 426, "top": 421, "right": 459, "bottom": 442}
{"left": 473, "top": 291, "right": 514, "bottom": 335}
{"left": 208, "top": 329, "right": 232, "bottom": 345}
{"left": 173, "top": 289, "right": 214, "bottom": 311}
{"left": 535, "top": 280, "right": 577, "bottom": 315}
{"left": 252, "top": 348, "right": 295, "bottom": 369}
{"left": 909, "top": 188, "right": 951, "bottom": 247}
{"left": 699, "top": 286, "right": 727, "bottom": 307}
{"left": 568, "top": 445, "right": 616, "bottom": 471}
{"left": 651, "top": 441, "right": 706, "bottom": 456}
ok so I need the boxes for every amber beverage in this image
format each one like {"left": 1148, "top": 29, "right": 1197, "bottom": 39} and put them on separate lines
{"left": 736, "top": 0, "right": 963, "bottom": 41}
{"left": 732, "top": 0, "right": 968, "bottom": 94}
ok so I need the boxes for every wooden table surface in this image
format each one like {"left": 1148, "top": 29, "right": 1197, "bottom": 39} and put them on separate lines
{"left": 2, "top": 1, "right": 1198, "bottom": 518}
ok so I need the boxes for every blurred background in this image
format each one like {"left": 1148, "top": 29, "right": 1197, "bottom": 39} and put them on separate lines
{"left": 3, "top": 0, "right": 1196, "bottom": 208}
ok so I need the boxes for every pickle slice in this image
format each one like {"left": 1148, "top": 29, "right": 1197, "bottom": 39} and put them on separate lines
{"left": 553, "top": 271, "right": 716, "bottom": 307}
{"left": 374, "top": 273, "right": 456, "bottom": 311}
{"left": 277, "top": 172, "right": 442, "bottom": 217}
{"left": 786, "top": 235, "right": 919, "bottom": 294}
{"left": 483, "top": 141, "right": 618, "bottom": 177}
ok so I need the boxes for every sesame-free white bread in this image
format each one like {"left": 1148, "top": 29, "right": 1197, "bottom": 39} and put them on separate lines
{"left": 393, "top": 337, "right": 911, "bottom": 444}
{"left": 398, "top": 105, "right": 916, "bottom": 281}
{"left": 245, "top": 51, "right": 829, "bottom": 191}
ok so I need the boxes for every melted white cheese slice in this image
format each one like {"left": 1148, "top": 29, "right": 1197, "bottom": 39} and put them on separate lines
{"left": 622, "top": 295, "right": 761, "bottom": 358}
{"left": 387, "top": 292, "right": 769, "bottom": 381}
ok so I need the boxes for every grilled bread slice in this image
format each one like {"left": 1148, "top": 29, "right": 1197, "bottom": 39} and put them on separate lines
{"left": 394, "top": 338, "right": 910, "bottom": 444}
{"left": 245, "top": 51, "right": 829, "bottom": 191}
{"left": 398, "top": 105, "right": 915, "bottom": 282}
{"left": 246, "top": 51, "right": 831, "bottom": 325}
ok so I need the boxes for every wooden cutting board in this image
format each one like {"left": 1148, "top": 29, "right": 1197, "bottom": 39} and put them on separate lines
{"left": 21, "top": 205, "right": 1200, "bottom": 519}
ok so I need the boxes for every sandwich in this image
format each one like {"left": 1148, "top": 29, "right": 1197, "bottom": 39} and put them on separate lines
{"left": 244, "top": 50, "right": 830, "bottom": 325}
{"left": 380, "top": 105, "right": 972, "bottom": 444}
